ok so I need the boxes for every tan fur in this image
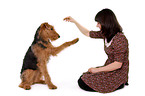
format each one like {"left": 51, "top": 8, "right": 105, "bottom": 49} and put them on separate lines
{"left": 19, "top": 22, "right": 79, "bottom": 90}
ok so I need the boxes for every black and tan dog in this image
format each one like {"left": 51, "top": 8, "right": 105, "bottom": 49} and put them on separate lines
{"left": 19, "top": 22, "right": 79, "bottom": 90}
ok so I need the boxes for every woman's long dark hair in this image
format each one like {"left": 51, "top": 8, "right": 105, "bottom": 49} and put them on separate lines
{"left": 95, "top": 8, "right": 123, "bottom": 42}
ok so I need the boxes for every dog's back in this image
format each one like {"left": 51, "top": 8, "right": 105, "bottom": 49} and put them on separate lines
{"left": 20, "top": 26, "right": 41, "bottom": 74}
{"left": 20, "top": 46, "right": 38, "bottom": 74}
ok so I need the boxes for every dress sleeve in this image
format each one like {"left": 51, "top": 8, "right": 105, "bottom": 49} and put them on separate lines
{"left": 112, "top": 34, "right": 128, "bottom": 63}
{"left": 89, "top": 31, "right": 104, "bottom": 39}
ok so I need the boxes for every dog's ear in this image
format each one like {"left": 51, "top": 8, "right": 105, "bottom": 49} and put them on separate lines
{"left": 44, "top": 23, "right": 49, "bottom": 29}
{"left": 38, "top": 23, "right": 49, "bottom": 39}
{"left": 41, "top": 22, "right": 49, "bottom": 30}
{"left": 39, "top": 23, "right": 47, "bottom": 35}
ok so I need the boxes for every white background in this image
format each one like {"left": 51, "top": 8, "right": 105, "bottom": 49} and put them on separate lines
{"left": 0, "top": 0, "right": 145, "bottom": 95}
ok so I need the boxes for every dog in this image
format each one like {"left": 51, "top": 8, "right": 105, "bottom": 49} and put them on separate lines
{"left": 19, "top": 22, "right": 79, "bottom": 90}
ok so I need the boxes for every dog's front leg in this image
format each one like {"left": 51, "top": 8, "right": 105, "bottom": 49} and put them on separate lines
{"left": 37, "top": 62, "right": 57, "bottom": 89}
{"left": 51, "top": 38, "right": 79, "bottom": 56}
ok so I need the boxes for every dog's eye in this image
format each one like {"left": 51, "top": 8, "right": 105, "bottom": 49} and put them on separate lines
{"left": 51, "top": 28, "right": 53, "bottom": 30}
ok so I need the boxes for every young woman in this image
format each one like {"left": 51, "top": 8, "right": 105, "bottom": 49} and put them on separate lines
{"left": 64, "top": 8, "right": 129, "bottom": 93}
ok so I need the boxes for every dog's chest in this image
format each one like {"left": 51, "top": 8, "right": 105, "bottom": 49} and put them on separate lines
{"left": 31, "top": 45, "right": 51, "bottom": 61}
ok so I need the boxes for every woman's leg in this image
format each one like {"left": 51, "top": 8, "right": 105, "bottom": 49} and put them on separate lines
{"left": 116, "top": 82, "right": 129, "bottom": 90}
{"left": 78, "top": 76, "right": 96, "bottom": 92}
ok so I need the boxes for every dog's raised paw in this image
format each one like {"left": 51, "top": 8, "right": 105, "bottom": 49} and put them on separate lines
{"left": 72, "top": 38, "right": 79, "bottom": 44}
{"left": 75, "top": 38, "right": 79, "bottom": 43}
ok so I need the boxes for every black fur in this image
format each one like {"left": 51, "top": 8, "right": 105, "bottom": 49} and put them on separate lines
{"left": 37, "top": 43, "right": 47, "bottom": 49}
{"left": 20, "top": 47, "right": 38, "bottom": 74}
{"left": 32, "top": 26, "right": 41, "bottom": 45}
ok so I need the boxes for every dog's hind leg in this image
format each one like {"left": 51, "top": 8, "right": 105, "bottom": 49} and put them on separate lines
{"left": 37, "top": 62, "right": 57, "bottom": 89}
{"left": 33, "top": 69, "right": 46, "bottom": 84}
{"left": 19, "top": 69, "right": 36, "bottom": 90}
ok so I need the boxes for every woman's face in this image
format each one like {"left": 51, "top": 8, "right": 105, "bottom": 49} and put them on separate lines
{"left": 96, "top": 22, "right": 101, "bottom": 30}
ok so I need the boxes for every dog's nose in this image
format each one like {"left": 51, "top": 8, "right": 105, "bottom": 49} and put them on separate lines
{"left": 58, "top": 35, "right": 60, "bottom": 38}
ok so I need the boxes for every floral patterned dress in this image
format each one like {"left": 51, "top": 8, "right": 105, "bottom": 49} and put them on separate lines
{"left": 81, "top": 31, "right": 129, "bottom": 93}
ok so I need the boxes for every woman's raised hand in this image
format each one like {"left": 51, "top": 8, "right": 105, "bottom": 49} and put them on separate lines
{"left": 63, "top": 16, "right": 76, "bottom": 23}
{"left": 64, "top": 16, "right": 90, "bottom": 37}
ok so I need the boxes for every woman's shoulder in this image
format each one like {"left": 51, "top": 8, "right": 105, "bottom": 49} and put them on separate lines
{"left": 112, "top": 32, "right": 128, "bottom": 47}
{"left": 114, "top": 32, "right": 127, "bottom": 42}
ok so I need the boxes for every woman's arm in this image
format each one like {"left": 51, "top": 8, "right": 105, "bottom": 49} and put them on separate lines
{"left": 88, "top": 61, "right": 122, "bottom": 73}
{"left": 64, "top": 16, "right": 90, "bottom": 37}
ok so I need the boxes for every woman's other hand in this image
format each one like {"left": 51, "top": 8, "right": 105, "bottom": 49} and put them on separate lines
{"left": 88, "top": 67, "right": 98, "bottom": 73}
